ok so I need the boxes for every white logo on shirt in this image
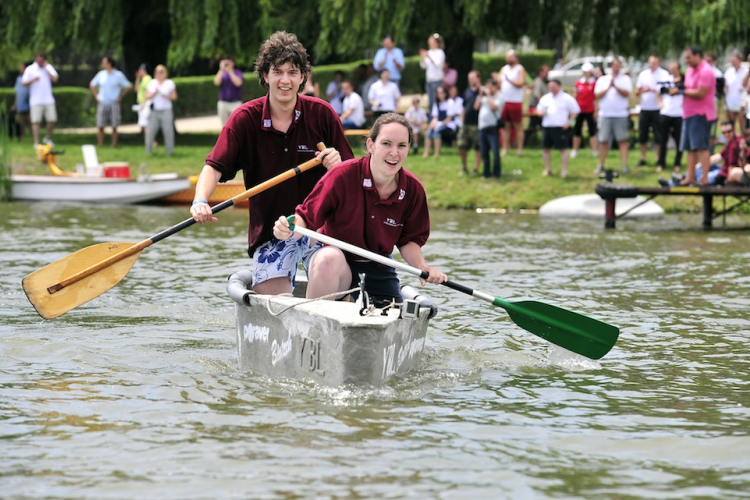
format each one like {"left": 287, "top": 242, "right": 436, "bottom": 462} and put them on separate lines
{"left": 363, "top": 178, "right": 372, "bottom": 187}
{"left": 398, "top": 189, "right": 405, "bottom": 200}
{"left": 263, "top": 119, "right": 271, "bottom": 128}
{"left": 295, "top": 110, "right": 301, "bottom": 121}
{"left": 384, "top": 217, "right": 402, "bottom": 227}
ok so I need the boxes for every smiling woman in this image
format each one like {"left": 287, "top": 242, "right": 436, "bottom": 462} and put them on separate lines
{"left": 274, "top": 112, "right": 447, "bottom": 304}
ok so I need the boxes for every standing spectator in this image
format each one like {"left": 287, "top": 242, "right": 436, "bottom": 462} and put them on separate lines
{"left": 447, "top": 85, "right": 464, "bottom": 136}
{"left": 405, "top": 97, "right": 429, "bottom": 154}
{"left": 494, "top": 49, "right": 527, "bottom": 157}
{"left": 442, "top": 61, "right": 458, "bottom": 89}
{"left": 302, "top": 70, "right": 320, "bottom": 98}
{"left": 572, "top": 62, "right": 598, "bottom": 158}
{"left": 89, "top": 56, "right": 132, "bottom": 148}
{"left": 419, "top": 33, "right": 446, "bottom": 113}
{"left": 144, "top": 65, "right": 177, "bottom": 156}
{"left": 537, "top": 79, "right": 580, "bottom": 178}
{"left": 678, "top": 46, "right": 716, "bottom": 185}
{"left": 373, "top": 36, "right": 405, "bottom": 88}
{"left": 594, "top": 58, "right": 633, "bottom": 174}
{"left": 636, "top": 55, "right": 670, "bottom": 167}
{"left": 11, "top": 62, "right": 31, "bottom": 142}
{"left": 655, "top": 61, "right": 684, "bottom": 172}
{"left": 214, "top": 55, "right": 244, "bottom": 126}
{"left": 423, "top": 85, "right": 454, "bottom": 157}
{"left": 22, "top": 52, "right": 58, "bottom": 148}
{"left": 326, "top": 70, "right": 345, "bottom": 115}
{"left": 134, "top": 64, "right": 152, "bottom": 137}
{"left": 475, "top": 78, "right": 503, "bottom": 178}
{"left": 457, "top": 70, "right": 482, "bottom": 176}
{"left": 723, "top": 53, "right": 746, "bottom": 132}
{"left": 367, "top": 69, "right": 401, "bottom": 118}
{"left": 525, "top": 64, "right": 549, "bottom": 145}
{"left": 594, "top": 66, "right": 604, "bottom": 79}
{"left": 190, "top": 31, "right": 353, "bottom": 296}
{"left": 339, "top": 81, "right": 365, "bottom": 129}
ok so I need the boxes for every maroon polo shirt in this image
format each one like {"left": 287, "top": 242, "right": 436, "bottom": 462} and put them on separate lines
{"left": 720, "top": 137, "right": 742, "bottom": 178}
{"left": 296, "top": 156, "right": 430, "bottom": 258}
{"left": 205, "top": 94, "right": 354, "bottom": 256}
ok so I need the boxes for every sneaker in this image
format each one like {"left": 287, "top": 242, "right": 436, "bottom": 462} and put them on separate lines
{"left": 658, "top": 178, "right": 671, "bottom": 187}
{"left": 637, "top": 159, "right": 647, "bottom": 167}
{"left": 621, "top": 165, "right": 629, "bottom": 174}
{"left": 593, "top": 165, "right": 604, "bottom": 174}
{"left": 570, "top": 150, "right": 578, "bottom": 158}
{"left": 592, "top": 149, "right": 598, "bottom": 157}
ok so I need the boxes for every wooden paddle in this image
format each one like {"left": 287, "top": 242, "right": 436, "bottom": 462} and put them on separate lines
{"left": 22, "top": 144, "right": 327, "bottom": 320}
{"left": 286, "top": 217, "right": 620, "bottom": 360}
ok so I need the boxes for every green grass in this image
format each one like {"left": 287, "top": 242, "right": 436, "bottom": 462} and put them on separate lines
{"left": 5, "top": 131, "right": 708, "bottom": 213}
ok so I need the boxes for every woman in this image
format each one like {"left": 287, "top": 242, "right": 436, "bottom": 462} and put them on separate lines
{"left": 134, "top": 63, "right": 152, "bottom": 137}
{"left": 367, "top": 69, "right": 401, "bottom": 118}
{"left": 419, "top": 33, "right": 446, "bottom": 113}
{"left": 655, "top": 61, "right": 684, "bottom": 172}
{"left": 273, "top": 113, "right": 446, "bottom": 304}
{"left": 144, "top": 64, "right": 177, "bottom": 155}
{"left": 422, "top": 86, "right": 454, "bottom": 157}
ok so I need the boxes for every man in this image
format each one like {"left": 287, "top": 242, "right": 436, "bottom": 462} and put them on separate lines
{"left": 679, "top": 46, "right": 716, "bottom": 185}
{"left": 594, "top": 58, "right": 633, "bottom": 174}
{"left": 339, "top": 80, "right": 365, "bottom": 129}
{"left": 22, "top": 52, "right": 59, "bottom": 148}
{"left": 662, "top": 122, "right": 740, "bottom": 186}
{"left": 11, "top": 62, "right": 31, "bottom": 142}
{"left": 572, "top": 62, "right": 597, "bottom": 158}
{"left": 537, "top": 79, "right": 580, "bottom": 178}
{"left": 213, "top": 55, "right": 244, "bottom": 126}
{"left": 373, "top": 36, "right": 405, "bottom": 88}
{"left": 494, "top": 50, "right": 526, "bottom": 156}
{"left": 525, "top": 65, "right": 549, "bottom": 145}
{"left": 723, "top": 53, "right": 747, "bottom": 132}
{"left": 89, "top": 56, "right": 132, "bottom": 148}
{"left": 190, "top": 31, "right": 354, "bottom": 296}
{"left": 326, "top": 70, "right": 345, "bottom": 115}
{"left": 475, "top": 78, "right": 503, "bottom": 178}
{"left": 635, "top": 55, "right": 670, "bottom": 167}
{"left": 457, "top": 70, "right": 482, "bottom": 175}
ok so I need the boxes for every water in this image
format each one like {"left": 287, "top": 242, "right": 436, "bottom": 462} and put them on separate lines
{"left": 2, "top": 201, "right": 750, "bottom": 499}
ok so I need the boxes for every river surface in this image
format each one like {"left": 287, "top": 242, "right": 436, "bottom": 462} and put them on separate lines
{"left": 2, "top": 201, "right": 749, "bottom": 499}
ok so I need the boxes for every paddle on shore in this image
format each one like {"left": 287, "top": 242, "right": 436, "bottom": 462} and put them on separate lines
{"left": 286, "top": 217, "right": 620, "bottom": 360}
{"left": 22, "top": 144, "right": 327, "bottom": 320}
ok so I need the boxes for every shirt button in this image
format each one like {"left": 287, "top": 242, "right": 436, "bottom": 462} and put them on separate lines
{"left": 371, "top": 215, "right": 374, "bottom": 218}
{"left": 284, "top": 148, "right": 288, "bottom": 152}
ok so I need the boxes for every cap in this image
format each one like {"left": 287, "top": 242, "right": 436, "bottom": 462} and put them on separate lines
{"left": 581, "top": 62, "right": 594, "bottom": 73}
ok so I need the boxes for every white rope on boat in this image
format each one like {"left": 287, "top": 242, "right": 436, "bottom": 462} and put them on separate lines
{"left": 263, "top": 286, "right": 363, "bottom": 316}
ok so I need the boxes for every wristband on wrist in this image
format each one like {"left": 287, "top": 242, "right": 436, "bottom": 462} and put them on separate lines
{"left": 192, "top": 200, "right": 208, "bottom": 205}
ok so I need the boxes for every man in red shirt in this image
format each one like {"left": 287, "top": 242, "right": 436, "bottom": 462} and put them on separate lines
{"left": 190, "top": 31, "right": 354, "bottom": 295}
{"left": 572, "top": 62, "right": 597, "bottom": 158}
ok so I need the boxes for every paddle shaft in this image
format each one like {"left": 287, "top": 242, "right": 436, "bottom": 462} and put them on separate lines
{"left": 45, "top": 146, "right": 326, "bottom": 295}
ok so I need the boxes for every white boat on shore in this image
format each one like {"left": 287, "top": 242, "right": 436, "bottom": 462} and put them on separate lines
{"left": 227, "top": 270, "right": 438, "bottom": 386}
{"left": 11, "top": 173, "right": 192, "bottom": 204}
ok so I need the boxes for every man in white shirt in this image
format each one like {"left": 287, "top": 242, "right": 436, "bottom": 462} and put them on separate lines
{"left": 493, "top": 50, "right": 527, "bottom": 157}
{"left": 537, "top": 79, "right": 580, "bottom": 178}
{"left": 339, "top": 81, "right": 365, "bottom": 129}
{"left": 373, "top": 36, "right": 405, "bottom": 88}
{"left": 594, "top": 58, "right": 633, "bottom": 174}
{"left": 636, "top": 55, "right": 670, "bottom": 167}
{"left": 723, "top": 52, "right": 747, "bottom": 132}
{"left": 22, "top": 52, "right": 59, "bottom": 147}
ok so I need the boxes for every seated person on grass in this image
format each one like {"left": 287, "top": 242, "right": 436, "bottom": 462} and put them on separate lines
{"left": 273, "top": 113, "right": 447, "bottom": 305}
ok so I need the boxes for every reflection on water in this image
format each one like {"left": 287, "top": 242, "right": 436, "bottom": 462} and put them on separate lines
{"left": 2, "top": 201, "right": 750, "bottom": 499}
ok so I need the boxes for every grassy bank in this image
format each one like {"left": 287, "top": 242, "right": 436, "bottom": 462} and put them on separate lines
{"left": 6, "top": 131, "right": 706, "bottom": 213}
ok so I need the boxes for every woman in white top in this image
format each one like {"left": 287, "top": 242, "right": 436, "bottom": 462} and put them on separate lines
{"left": 655, "top": 61, "right": 684, "bottom": 172}
{"left": 724, "top": 53, "right": 747, "bottom": 130}
{"left": 145, "top": 64, "right": 177, "bottom": 155}
{"left": 367, "top": 69, "right": 401, "bottom": 117}
{"left": 419, "top": 33, "right": 445, "bottom": 115}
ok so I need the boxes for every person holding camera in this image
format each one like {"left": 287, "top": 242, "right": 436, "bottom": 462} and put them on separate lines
{"left": 679, "top": 47, "right": 716, "bottom": 186}
{"left": 214, "top": 55, "right": 244, "bottom": 126}
{"left": 655, "top": 61, "right": 685, "bottom": 172}
{"left": 636, "top": 55, "right": 670, "bottom": 169}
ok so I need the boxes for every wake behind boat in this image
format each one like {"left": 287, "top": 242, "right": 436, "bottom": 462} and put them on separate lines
{"left": 227, "top": 270, "right": 439, "bottom": 386}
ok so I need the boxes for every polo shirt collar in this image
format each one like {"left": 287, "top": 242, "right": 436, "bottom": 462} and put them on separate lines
{"left": 260, "top": 94, "right": 303, "bottom": 131}
{"left": 361, "top": 156, "right": 408, "bottom": 204}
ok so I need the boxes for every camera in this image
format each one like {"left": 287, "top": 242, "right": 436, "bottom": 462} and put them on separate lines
{"left": 657, "top": 80, "right": 685, "bottom": 94}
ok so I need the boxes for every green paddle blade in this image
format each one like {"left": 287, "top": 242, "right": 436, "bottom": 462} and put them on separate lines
{"left": 494, "top": 298, "right": 619, "bottom": 360}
